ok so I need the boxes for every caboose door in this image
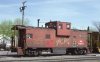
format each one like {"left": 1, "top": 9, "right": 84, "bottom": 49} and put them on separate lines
{"left": 18, "top": 29, "right": 26, "bottom": 48}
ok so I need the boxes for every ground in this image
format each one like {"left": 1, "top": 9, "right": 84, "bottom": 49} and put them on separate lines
{"left": 0, "top": 51, "right": 100, "bottom": 62}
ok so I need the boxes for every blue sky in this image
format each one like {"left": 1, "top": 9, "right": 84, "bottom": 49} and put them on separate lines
{"left": 0, "top": 0, "right": 100, "bottom": 29}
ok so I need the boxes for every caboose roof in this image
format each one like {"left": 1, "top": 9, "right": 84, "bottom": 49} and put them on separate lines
{"left": 11, "top": 25, "right": 54, "bottom": 30}
{"left": 11, "top": 25, "right": 34, "bottom": 30}
{"left": 45, "top": 21, "right": 71, "bottom": 24}
{"left": 72, "top": 29, "right": 87, "bottom": 32}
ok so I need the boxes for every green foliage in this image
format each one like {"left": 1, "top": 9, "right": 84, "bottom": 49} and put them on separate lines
{"left": 0, "top": 18, "right": 30, "bottom": 37}
{"left": 14, "top": 18, "right": 29, "bottom": 26}
{"left": 0, "top": 20, "right": 13, "bottom": 37}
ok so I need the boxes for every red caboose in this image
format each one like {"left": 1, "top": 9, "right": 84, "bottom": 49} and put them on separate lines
{"left": 11, "top": 21, "right": 88, "bottom": 56}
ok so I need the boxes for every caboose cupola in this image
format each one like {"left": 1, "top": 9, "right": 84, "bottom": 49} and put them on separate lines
{"left": 45, "top": 21, "right": 71, "bottom": 37}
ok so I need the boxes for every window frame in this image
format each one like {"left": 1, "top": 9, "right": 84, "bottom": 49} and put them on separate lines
{"left": 26, "top": 34, "right": 33, "bottom": 39}
{"left": 66, "top": 24, "right": 70, "bottom": 29}
{"left": 45, "top": 34, "right": 50, "bottom": 39}
{"left": 58, "top": 24, "right": 63, "bottom": 29}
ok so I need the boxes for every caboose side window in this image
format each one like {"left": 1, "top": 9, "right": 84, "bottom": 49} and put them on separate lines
{"left": 45, "top": 34, "right": 50, "bottom": 39}
{"left": 58, "top": 24, "right": 63, "bottom": 29}
{"left": 66, "top": 24, "right": 70, "bottom": 29}
{"left": 26, "top": 34, "right": 33, "bottom": 38}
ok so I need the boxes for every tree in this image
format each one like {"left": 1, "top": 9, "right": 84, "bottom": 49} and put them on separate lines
{"left": 0, "top": 20, "right": 13, "bottom": 37}
{"left": 93, "top": 21, "right": 100, "bottom": 48}
{"left": 0, "top": 18, "right": 30, "bottom": 37}
{"left": 14, "top": 18, "right": 29, "bottom": 26}
{"left": 93, "top": 22, "right": 100, "bottom": 32}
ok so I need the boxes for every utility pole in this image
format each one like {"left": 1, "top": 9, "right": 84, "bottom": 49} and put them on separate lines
{"left": 20, "top": 1, "right": 27, "bottom": 25}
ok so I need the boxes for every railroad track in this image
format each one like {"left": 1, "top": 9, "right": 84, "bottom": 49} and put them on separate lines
{"left": 0, "top": 55, "right": 100, "bottom": 62}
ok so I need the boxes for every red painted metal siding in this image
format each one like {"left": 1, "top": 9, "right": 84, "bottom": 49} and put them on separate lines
{"left": 24, "top": 28, "right": 88, "bottom": 48}
{"left": 70, "top": 30, "right": 88, "bottom": 47}
{"left": 54, "top": 30, "right": 88, "bottom": 48}
{"left": 25, "top": 28, "right": 56, "bottom": 48}
{"left": 55, "top": 37, "right": 72, "bottom": 47}
{"left": 57, "top": 22, "right": 71, "bottom": 36}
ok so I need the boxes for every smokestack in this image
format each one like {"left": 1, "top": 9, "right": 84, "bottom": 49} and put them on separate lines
{"left": 37, "top": 19, "right": 40, "bottom": 27}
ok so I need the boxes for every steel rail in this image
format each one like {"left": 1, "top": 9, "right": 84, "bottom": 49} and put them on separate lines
{"left": 0, "top": 55, "right": 100, "bottom": 62}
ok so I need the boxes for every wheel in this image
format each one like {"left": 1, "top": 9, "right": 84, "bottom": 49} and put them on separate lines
{"left": 83, "top": 49, "right": 87, "bottom": 55}
{"left": 74, "top": 49, "right": 78, "bottom": 55}
{"left": 77, "top": 49, "right": 83, "bottom": 55}
{"left": 66, "top": 50, "right": 69, "bottom": 55}
{"left": 24, "top": 49, "right": 28, "bottom": 56}
{"left": 25, "top": 49, "right": 33, "bottom": 56}
{"left": 38, "top": 50, "right": 42, "bottom": 55}
{"left": 33, "top": 50, "right": 39, "bottom": 56}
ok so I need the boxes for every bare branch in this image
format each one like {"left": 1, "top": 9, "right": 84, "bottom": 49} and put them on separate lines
{"left": 93, "top": 21, "right": 100, "bottom": 32}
